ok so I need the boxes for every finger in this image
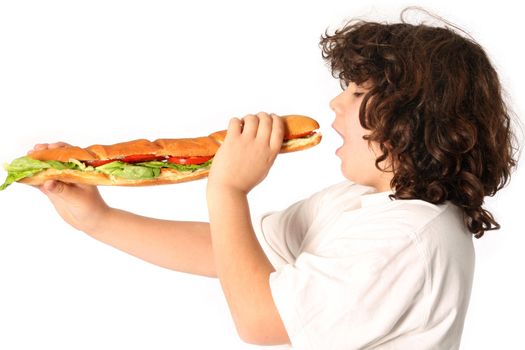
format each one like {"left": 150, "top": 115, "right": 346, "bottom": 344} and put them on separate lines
{"left": 256, "top": 113, "right": 273, "bottom": 143}
{"left": 226, "top": 117, "right": 243, "bottom": 140}
{"left": 241, "top": 114, "right": 259, "bottom": 138}
{"left": 48, "top": 142, "right": 71, "bottom": 149}
{"left": 41, "top": 180, "right": 92, "bottom": 199}
{"left": 256, "top": 111, "right": 271, "bottom": 119}
{"left": 28, "top": 143, "right": 49, "bottom": 154}
{"left": 28, "top": 142, "right": 70, "bottom": 154}
{"left": 270, "top": 114, "right": 285, "bottom": 152}
{"left": 42, "top": 180, "right": 66, "bottom": 194}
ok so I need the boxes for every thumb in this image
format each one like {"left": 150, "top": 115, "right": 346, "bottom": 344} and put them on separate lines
{"left": 41, "top": 180, "right": 67, "bottom": 196}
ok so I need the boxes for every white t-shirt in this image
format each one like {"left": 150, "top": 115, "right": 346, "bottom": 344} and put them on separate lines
{"left": 254, "top": 180, "right": 475, "bottom": 350}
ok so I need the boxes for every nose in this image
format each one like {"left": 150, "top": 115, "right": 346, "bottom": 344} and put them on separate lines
{"left": 330, "top": 102, "right": 341, "bottom": 132}
{"left": 329, "top": 92, "right": 343, "bottom": 114}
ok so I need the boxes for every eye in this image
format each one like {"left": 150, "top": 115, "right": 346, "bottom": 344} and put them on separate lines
{"left": 353, "top": 92, "right": 364, "bottom": 97}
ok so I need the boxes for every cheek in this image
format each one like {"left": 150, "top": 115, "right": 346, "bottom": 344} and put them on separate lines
{"left": 341, "top": 133, "right": 377, "bottom": 166}
{"left": 344, "top": 120, "right": 369, "bottom": 152}
{"left": 346, "top": 110, "right": 366, "bottom": 138}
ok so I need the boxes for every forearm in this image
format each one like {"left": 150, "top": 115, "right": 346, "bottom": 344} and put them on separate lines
{"left": 207, "top": 189, "right": 288, "bottom": 344}
{"left": 87, "top": 208, "right": 216, "bottom": 277}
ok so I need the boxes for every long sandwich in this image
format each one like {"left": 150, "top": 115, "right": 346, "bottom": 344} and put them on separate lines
{"left": 1, "top": 115, "right": 321, "bottom": 190}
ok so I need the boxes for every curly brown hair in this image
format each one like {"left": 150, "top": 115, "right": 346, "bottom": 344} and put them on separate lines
{"left": 319, "top": 8, "right": 519, "bottom": 238}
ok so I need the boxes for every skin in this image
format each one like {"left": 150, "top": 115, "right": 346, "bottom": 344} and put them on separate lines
{"left": 30, "top": 83, "right": 392, "bottom": 345}
{"left": 330, "top": 82, "right": 393, "bottom": 192}
{"left": 206, "top": 113, "right": 289, "bottom": 344}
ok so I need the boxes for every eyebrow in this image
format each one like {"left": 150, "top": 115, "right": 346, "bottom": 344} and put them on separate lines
{"left": 358, "top": 81, "right": 374, "bottom": 90}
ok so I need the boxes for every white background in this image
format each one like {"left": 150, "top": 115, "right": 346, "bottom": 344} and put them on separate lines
{"left": 0, "top": 1, "right": 523, "bottom": 349}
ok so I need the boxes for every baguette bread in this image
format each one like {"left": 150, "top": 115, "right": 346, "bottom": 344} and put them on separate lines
{"left": 4, "top": 115, "right": 321, "bottom": 188}
{"left": 20, "top": 166, "right": 212, "bottom": 186}
{"left": 27, "top": 137, "right": 221, "bottom": 162}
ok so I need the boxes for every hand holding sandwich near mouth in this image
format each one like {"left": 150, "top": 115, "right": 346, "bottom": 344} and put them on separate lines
{"left": 0, "top": 114, "right": 321, "bottom": 190}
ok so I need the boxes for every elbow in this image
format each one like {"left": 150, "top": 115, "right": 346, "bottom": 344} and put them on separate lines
{"left": 239, "top": 332, "right": 290, "bottom": 346}
{"left": 237, "top": 321, "right": 290, "bottom": 346}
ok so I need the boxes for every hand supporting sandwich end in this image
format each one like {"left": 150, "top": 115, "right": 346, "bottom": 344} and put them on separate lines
{"left": 29, "top": 142, "right": 111, "bottom": 234}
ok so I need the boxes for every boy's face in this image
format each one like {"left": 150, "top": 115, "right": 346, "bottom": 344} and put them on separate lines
{"left": 330, "top": 81, "right": 393, "bottom": 191}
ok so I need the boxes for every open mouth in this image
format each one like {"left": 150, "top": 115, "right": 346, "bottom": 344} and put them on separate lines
{"left": 332, "top": 127, "right": 345, "bottom": 139}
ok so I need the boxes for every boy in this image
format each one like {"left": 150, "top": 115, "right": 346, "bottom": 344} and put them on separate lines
{"left": 31, "top": 8, "right": 517, "bottom": 349}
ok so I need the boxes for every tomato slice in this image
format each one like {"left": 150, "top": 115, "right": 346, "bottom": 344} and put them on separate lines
{"left": 86, "top": 154, "right": 164, "bottom": 167}
{"left": 87, "top": 159, "right": 117, "bottom": 167}
{"left": 284, "top": 131, "right": 314, "bottom": 141}
{"left": 86, "top": 154, "right": 211, "bottom": 167}
{"left": 121, "top": 154, "right": 165, "bottom": 163}
{"left": 167, "top": 155, "right": 213, "bottom": 165}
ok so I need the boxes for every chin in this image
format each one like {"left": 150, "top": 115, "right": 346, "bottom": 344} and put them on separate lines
{"left": 341, "top": 166, "right": 357, "bottom": 182}
{"left": 341, "top": 168, "right": 367, "bottom": 187}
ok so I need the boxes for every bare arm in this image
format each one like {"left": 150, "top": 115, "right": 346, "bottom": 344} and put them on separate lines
{"left": 206, "top": 114, "right": 290, "bottom": 345}
{"left": 88, "top": 208, "right": 215, "bottom": 277}
{"left": 207, "top": 188, "right": 288, "bottom": 344}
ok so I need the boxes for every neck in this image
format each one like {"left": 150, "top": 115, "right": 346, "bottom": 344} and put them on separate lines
{"left": 372, "top": 172, "right": 394, "bottom": 192}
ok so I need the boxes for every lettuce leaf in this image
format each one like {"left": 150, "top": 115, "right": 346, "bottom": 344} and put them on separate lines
{"left": 1, "top": 157, "right": 51, "bottom": 190}
{"left": 137, "top": 159, "right": 213, "bottom": 172}
{"left": 4, "top": 156, "right": 52, "bottom": 172}
{"left": 0, "top": 156, "right": 82, "bottom": 191}
{"left": 94, "top": 161, "right": 161, "bottom": 180}
{"left": 0, "top": 156, "right": 213, "bottom": 191}
{"left": 0, "top": 168, "right": 44, "bottom": 191}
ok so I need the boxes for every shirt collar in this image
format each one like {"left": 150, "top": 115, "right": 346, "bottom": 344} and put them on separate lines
{"left": 360, "top": 189, "right": 394, "bottom": 208}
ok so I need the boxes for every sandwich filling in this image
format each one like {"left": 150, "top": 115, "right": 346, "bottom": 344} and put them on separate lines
{"left": 0, "top": 156, "right": 213, "bottom": 190}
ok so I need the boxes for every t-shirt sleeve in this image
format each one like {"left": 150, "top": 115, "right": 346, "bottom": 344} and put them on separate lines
{"left": 256, "top": 187, "right": 331, "bottom": 266}
{"left": 269, "top": 237, "right": 428, "bottom": 349}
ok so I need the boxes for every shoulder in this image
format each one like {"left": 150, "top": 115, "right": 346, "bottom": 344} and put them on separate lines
{"left": 339, "top": 199, "right": 474, "bottom": 273}
{"left": 388, "top": 200, "right": 468, "bottom": 244}
{"left": 307, "top": 180, "right": 375, "bottom": 207}
{"left": 333, "top": 197, "right": 466, "bottom": 242}
{"left": 318, "top": 179, "right": 372, "bottom": 195}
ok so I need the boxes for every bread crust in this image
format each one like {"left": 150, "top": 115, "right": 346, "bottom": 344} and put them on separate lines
{"left": 19, "top": 167, "right": 211, "bottom": 186}
{"left": 87, "top": 139, "right": 162, "bottom": 160}
{"left": 281, "top": 115, "right": 320, "bottom": 138}
{"left": 28, "top": 115, "right": 319, "bottom": 162}
{"left": 154, "top": 137, "right": 219, "bottom": 157}
{"left": 28, "top": 146, "right": 98, "bottom": 162}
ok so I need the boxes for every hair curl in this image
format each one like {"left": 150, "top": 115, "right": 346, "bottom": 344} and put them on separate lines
{"left": 319, "top": 8, "right": 519, "bottom": 238}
